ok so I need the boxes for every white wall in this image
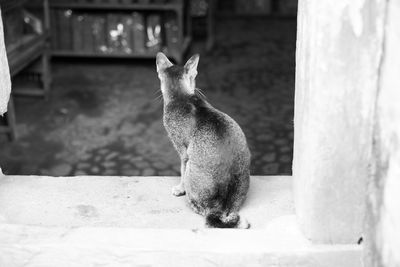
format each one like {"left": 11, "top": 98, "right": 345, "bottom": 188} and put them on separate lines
{"left": 293, "top": 0, "right": 386, "bottom": 244}
{"left": 365, "top": 0, "right": 400, "bottom": 266}
{"left": 0, "top": 11, "right": 11, "bottom": 116}
{"left": 0, "top": 10, "right": 11, "bottom": 175}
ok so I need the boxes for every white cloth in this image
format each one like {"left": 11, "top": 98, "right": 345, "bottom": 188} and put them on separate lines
{"left": 0, "top": 10, "right": 11, "bottom": 116}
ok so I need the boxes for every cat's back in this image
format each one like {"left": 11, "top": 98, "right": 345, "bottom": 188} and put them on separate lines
{"left": 164, "top": 94, "right": 249, "bottom": 155}
{"left": 189, "top": 95, "right": 250, "bottom": 158}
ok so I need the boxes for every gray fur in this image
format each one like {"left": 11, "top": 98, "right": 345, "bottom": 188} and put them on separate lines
{"left": 156, "top": 53, "right": 251, "bottom": 228}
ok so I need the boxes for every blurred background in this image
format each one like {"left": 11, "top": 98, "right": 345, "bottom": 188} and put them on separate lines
{"left": 0, "top": 0, "right": 297, "bottom": 176}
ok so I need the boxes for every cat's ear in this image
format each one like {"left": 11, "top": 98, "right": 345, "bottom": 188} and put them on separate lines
{"left": 184, "top": 54, "right": 200, "bottom": 77}
{"left": 156, "top": 52, "right": 173, "bottom": 73}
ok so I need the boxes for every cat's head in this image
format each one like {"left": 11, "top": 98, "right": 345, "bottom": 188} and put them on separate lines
{"left": 156, "top": 52, "right": 199, "bottom": 100}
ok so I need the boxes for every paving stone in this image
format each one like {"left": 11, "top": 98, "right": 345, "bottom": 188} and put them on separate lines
{"left": 19, "top": 164, "right": 38, "bottom": 175}
{"left": 120, "top": 154, "right": 132, "bottom": 161}
{"left": 257, "top": 120, "right": 271, "bottom": 128}
{"left": 49, "top": 163, "right": 72, "bottom": 176}
{"left": 79, "top": 153, "right": 91, "bottom": 161}
{"left": 135, "top": 145, "right": 148, "bottom": 155}
{"left": 76, "top": 162, "right": 91, "bottom": 170}
{"left": 284, "top": 123, "right": 293, "bottom": 130}
{"left": 257, "top": 133, "right": 274, "bottom": 142}
{"left": 98, "top": 148, "right": 109, "bottom": 155}
{"left": 39, "top": 169, "right": 49, "bottom": 175}
{"left": 102, "top": 161, "right": 116, "bottom": 168}
{"left": 121, "top": 163, "right": 132, "bottom": 170}
{"left": 105, "top": 152, "right": 118, "bottom": 161}
{"left": 130, "top": 170, "right": 141, "bottom": 176}
{"left": 275, "top": 138, "right": 288, "bottom": 146}
{"left": 119, "top": 122, "right": 137, "bottom": 136}
{"left": 172, "top": 165, "right": 181, "bottom": 173}
{"left": 129, "top": 156, "right": 144, "bottom": 163}
{"left": 135, "top": 161, "right": 150, "bottom": 169}
{"left": 280, "top": 154, "right": 292, "bottom": 163}
{"left": 262, "top": 153, "right": 276, "bottom": 163}
{"left": 120, "top": 164, "right": 141, "bottom": 176}
{"left": 71, "top": 140, "right": 84, "bottom": 148}
{"left": 262, "top": 163, "right": 280, "bottom": 174}
{"left": 152, "top": 161, "right": 169, "bottom": 170}
{"left": 90, "top": 166, "right": 100, "bottom": 173}
{"left": 265, "top": 144, "right": 275, "bottom": 150}
{"left": 282, "top": 164, "right": 292, "bottom": 174}
{"left": 142, "top": 168, "right": 156, "bottom": 176}
{"left": 280, "top": 146, "right": 291, "bottom": 153}
{"left": 103, "top": 169, "right": 117, "bottom": 176}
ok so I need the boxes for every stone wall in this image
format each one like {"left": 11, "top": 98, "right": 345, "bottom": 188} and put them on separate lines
{"left": 364, "top": 0, "right": 400, "bottom": 266}
{"left": 293, "top": 0, "right": 386, "bottom": 244}
{"left": 0, "top": 11, "right": 11, "bottom": 116}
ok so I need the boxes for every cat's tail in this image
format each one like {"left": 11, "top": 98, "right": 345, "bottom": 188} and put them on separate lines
{"left": 205, "top": 211, "right": 250, "bottom": 229}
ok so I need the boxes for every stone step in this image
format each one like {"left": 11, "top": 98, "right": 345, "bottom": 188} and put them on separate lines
{"left": 0, "top": 175, "right": 362, "bottom": 267}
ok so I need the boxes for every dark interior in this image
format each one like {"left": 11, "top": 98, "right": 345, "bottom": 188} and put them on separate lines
{"left": 0, "top": 0, "right": 297, "bottom": 176}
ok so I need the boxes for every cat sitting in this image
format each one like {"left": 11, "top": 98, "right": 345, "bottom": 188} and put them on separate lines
{"left": 156, "top": 52, "right": 251, "bottom": 228}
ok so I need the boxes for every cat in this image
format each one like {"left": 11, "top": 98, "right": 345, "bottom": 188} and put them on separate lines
{"left": 156, "top": 52, "right": 251, "bottom": 228}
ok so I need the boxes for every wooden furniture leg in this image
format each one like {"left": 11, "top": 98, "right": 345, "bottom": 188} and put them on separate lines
{"left": 7, "top": 96, "right": 17, "bottom": 141}
{"left": 206, "top": 0, "right": 216, "bottom": 52}
{"left": 41, "top": 48, "right": 51, "bottom": 99}
{"left": 1, "top": 96, "right": 18, "bottom": 141}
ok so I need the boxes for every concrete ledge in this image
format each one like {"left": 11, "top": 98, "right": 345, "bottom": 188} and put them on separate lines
{"left": 0, "top": 176, "right": 293, "bottom": 228}
{"left": 0, "top": 220, "right": 362, "bottom": 267}
{"left": 0, "top": 176, "right": 362, "bottom": 266}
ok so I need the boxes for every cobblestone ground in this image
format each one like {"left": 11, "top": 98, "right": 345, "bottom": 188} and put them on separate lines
{"left": 0, "top": 18, "right": 296, "bottom": 176}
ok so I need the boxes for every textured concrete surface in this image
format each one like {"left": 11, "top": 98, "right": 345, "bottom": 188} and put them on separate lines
{"left": 364, "top": 0, "right": 400, "bottom": 266}
{"left": 0, "top": 221, "right": 363, "bottom": 267}
{"left": 0, "top": 11, "right": 11, "bottom": 115}
{"left": 0, "top": 176, "right": 293, "bottom": 228}
{"left": 0, "top": 18, "right": 296, "bottom": 176}
{"left": 0, "top": 175, "right": 362, "bottom": 267}
{"left": 293, "top": 0, "right": 384, "bottom": 244}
